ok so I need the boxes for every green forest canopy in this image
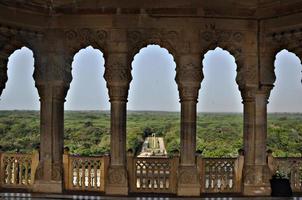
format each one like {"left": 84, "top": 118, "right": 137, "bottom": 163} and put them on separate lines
{"left": 0, "top": 111, "right": 301, "bottom": 157}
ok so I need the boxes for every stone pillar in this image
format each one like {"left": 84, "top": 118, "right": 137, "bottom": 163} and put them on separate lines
{"left": 104, "top": 53, "right": 131, "bottom": 195}
{"left": 241, "top": 86, "right": 272, "bottom": 196}
{"left": 32, "top": 30, "right": 71, "bottom": 193}
{"left": 175, "top": 54, "right": 202, "bottom": 196}
{"left": 33, "top": 83, "right": 68, "bottom": 193}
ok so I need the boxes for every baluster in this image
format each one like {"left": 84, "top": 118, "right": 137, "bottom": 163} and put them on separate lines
{"left": 81, "top": 160, "right": 85, "bottom": 188}
{"left": 88, "top": 160, "right": 91, "bottom": 189}
{"left": 13, "top": 158, "right": 17, "bottom": 184}
{"left": 19, "top": 160, "right": 23, "bottom": 185}
{"left": 25, "top": 161, "right": 29, "bottom": 185}
{"left": 140, "top": 162, "right": 144, "bottom": 189}
{"left": 76, "top": 159, "right": 80, "bottom": 188}
{"left": 151, "top": 162, "right": 154, "bottom": 189}
{"left": 7, "top": 160, "right": 11, "bottom": 184}
{"left": 93, "top": 161, "right": 97, "bottom": 188}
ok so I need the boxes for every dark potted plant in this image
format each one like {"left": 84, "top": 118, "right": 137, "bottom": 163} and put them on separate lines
{"left": 270, "top": 170, "right": 292, "bottom": 197}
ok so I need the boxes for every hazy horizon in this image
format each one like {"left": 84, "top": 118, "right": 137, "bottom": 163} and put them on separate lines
{"left": 0, "top": 45, "right": 301, "bottom": 112}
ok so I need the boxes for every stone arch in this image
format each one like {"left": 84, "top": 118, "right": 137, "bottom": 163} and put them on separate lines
{"left": 127, "top": 29, "right": 181, "bottom": 66}
{"left": 64, "top": 29, "right": 109, "bottom": 86}
{"left": 128, "top": 40, "right": 178, "bottom": 67}
{"left": 68, "top": 45, "right": 106, "bottom": 81}
{"left": 265, "top": 47, "right": 302, "bottom": 87}
{"left": 66, "top": 45, "right": 109, "bottom": 110}
{"left": 129, "top": 44, "right": 179, "bottom": 111}
{"left": 0, "top": 33, "right": 38, "bottom": 96}
{"left": 201, "top": 45, "right": 244, "bottom": 90}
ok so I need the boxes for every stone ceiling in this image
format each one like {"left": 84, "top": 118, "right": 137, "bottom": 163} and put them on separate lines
{"left": 0, "top": 0, "right": 302, "bottom": 19}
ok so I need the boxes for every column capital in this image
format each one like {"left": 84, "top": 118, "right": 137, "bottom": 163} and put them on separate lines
{"left": 104, "top": 53, "right": 132, "bottom": 102}
{"left": 176, "top": 54, "right": 203, "bottom": 101}
{"left": 35, "top": 82, "right": 69, "bottom": 103}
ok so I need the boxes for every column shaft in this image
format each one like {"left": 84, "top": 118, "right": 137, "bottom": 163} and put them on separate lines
{"left": 180, "top": 100, "right": 197, "bottom": 166}
{"left": 110, "top": 100, "right": 127, "bottom": 166}
{"left": 33, "top": 84, "right": 66, "bottom": 193}
{"left": 242, "top": 89, "right": 271, "bottom": 196}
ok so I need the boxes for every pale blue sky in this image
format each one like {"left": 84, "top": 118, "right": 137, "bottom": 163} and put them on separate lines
{"left": 0, "top": 46, "right": 301, "bottom": 112}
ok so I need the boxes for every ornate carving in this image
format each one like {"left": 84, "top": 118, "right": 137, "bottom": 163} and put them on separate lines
{"left": 127, "top": 29, "right": 180, "bottom": 58}
{"left": 104, "top": 65, "right": 132, "bottom": 84}
{"left": 200, "top": 24, "right": 244, "bottom": 59}
{"left": 52, "top": 162, "right": 62, "bottom": 181}
{"left": 65, "top": 28, "right": 108, "bottom": 53}
{"left": 108, "top": 167, "right": 127, "bottom": 185}
{"left": 34, "top": 161, "right": 44, "bottom": 180}
{"left": 179, "top": 167, "right": 198, "bottom": 184}
{"left": 176, "top": 62, "right": 203, "bottom": 84}
{"left": 201, "top": 24, "right": 244, "bottom": 44}
{"left": 243, "top": 166, "right": 255, "bottom": 185}
{"left": 265, "top": 27, "right": 302, "bottom": 56}
{"left": 0, "top": 24, "right": 41, "bottom": 96}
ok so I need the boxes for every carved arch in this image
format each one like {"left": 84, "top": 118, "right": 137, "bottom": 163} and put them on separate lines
{"left": 271, "top": 48, "right": 302, "bottom": 86}
{"left": 201, "top": 44, "right": 244, "bottom": 90}
{"left": 264, "top": 28, "right": 302, "bottom": 86}
{"left": 64, "top": 29, "right": 108, "bottom": 65}
{"left": 63, "top": 28, "right": 109, "bottom": 86}
{"left": 0, "top": 30, "right": 38, "bottom": 96}
{"left": 127, "top": 29, "right": 181, "bottom": 66}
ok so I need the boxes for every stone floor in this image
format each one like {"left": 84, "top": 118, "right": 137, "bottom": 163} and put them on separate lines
{"left": 1, "top": 193, "right": 302, "bottom": 200}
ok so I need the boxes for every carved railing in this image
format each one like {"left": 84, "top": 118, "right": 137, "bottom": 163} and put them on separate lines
{"left": 63, "top": 152, "right": 109, "bottom": 192}
{"left": 128, "top": 155, "right": 179, "bottom": 193}
{"left": 268, "top": 157, "right": 302, "bottom": 192}
{"left": 0, "top": 152, "right": 39, "bottom": 189}
{"left": 198, "top": 156, "right": 244, "bottom": 193}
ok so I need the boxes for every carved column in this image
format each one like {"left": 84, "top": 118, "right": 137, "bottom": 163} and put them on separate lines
{"left": 175, "top": 54, "right": 202, "bottom": 196}
{"left": 32, "top": 30, "right": 71, "bottom": 193}
{"left": 241, "top": 85, "right": 273, "bottom": 196}
{"left": 104, "top": 52, "right": 131, "bottom": 195}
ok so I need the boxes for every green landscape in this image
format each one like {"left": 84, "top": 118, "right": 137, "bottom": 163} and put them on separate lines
{"left": 0, "top": 111, "right": 302, "bottom": 157}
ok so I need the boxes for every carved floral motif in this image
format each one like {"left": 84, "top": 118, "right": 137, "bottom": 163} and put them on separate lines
{"left": 127, "top": 29, "right": 179, "bottom": 57}
{"left": 108, "top": 167, "right": 127, "bottom": 185}
{"left": 65, "top": 28, "right": 108, "bottom": 51}
{"left": 179, "top": 167, "right": 198, "bottom": 184}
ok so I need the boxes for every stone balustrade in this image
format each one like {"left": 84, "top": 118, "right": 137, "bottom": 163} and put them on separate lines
{"left": 0, "top": 151, "right": 39, "bottom": 189}
{"left": 62, "top": 151, "right": 109, "bottom": 192}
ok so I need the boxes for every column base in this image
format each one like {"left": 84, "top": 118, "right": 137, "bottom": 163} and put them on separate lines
{"left": 32, "top": 180, "right": 63, "bottom": 193}
{"left": 177, "top": 165, "right": 200, "bottom": 196}
{"left": 243, "top": 185, "right": 271, "bottom": 196}
{"left": 105, "top": 166, "right": 128, "bottom": 195}
{"left": 243, "top": 164, "right": 271, "bottom": 196}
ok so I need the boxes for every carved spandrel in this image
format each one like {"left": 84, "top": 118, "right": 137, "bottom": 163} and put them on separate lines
{"left": 127, "top": 29, "right": 180, "bottom": 59}
{"left": 65, "top": 28, "right": 108, "bottom": 54}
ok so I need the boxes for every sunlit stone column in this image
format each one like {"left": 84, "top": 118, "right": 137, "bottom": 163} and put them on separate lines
{"left": 241, "top": 85, "right": 273, "bottom": 196}
{"left": 104, "top": 52, "right": 131, "bottom": 195}
{"left": 175, "top": 54, "right": 202, "bottom": 196}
